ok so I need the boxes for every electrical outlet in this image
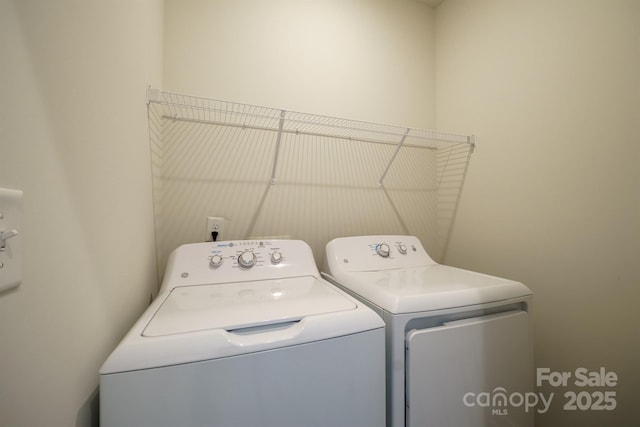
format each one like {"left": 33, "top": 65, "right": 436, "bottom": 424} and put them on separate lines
{"left": 205, "top": 217, "right": 225, "bottom": 242}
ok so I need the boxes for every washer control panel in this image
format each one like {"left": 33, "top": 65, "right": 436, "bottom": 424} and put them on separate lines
{"left": 207, "top": 241, "right": 287, "bottom": 270}
{"left": 324, "top": 235, "right": 437, "bottom": 273}
{"left": 372, "top": 241, "right": 414, "bottom": 259}
{"left": 161, "top": 240, "right": 318, "bottom": 292}
{"left": 369, "top": 240, "right": 418, "bottom": 260}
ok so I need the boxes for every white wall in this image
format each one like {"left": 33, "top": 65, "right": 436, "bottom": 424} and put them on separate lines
{"left": 436, "top": 1, "right": 640, "bottom": 425}
{"left": 0, "top": 1, "right": 162, "bottom": 426}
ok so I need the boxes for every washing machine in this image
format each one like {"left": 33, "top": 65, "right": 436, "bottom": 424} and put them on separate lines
{"left": 100, "top": 239, "right": 385, "bottom": 427}
{"left": 322, "top": 235, "right": 534, "bottom": 427}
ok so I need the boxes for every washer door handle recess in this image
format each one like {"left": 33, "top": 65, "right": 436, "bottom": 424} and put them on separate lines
{"left": 0, "top": 229, "right": 18, "bottom": 250}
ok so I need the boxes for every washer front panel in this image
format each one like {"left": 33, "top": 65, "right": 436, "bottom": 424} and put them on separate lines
{"left": 406, "top": 310, "right": 533, "bottom": 427}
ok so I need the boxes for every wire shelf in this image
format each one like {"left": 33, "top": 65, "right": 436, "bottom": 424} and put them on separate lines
{"left": 146, "top": 87, "right": 474, "bottom": 274}
{"left": 147, "top": 87, "right": 474, "bottom": 185}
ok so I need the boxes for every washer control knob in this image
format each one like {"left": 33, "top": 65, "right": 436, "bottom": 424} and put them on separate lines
{"left": 238, "top": 251, "right": 256, "bottom": 268}
{"left": 376, "top": 243, "right": 391, "bottom": 258}
{"left": 397, "top": 243, "right": 407, "bottom": 255}
{"left": 271, "top": 251, "right": 283, "bottom": 264}
{"left": 209, "top": 254, "right": 224, "bottom": 268}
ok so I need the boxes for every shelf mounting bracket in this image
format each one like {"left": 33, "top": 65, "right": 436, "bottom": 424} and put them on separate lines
{"left": 270, "top": 110, "right": 287, "bottom": 185}
{"left": 379, "top": 128, "right": 410, "bottom": 185}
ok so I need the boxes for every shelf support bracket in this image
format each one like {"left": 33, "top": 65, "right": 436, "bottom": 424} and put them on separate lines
{"left": 379, "top": 128, "right": 410, "bottom": 185}
{"left": 270, "top": 110, "right": 287, "bottom": 185}
{"left": 469, "top": 134, "right": 477, "bottom": 153}
{"left": 146, "top": 86, "right": 162, "bottom": 105}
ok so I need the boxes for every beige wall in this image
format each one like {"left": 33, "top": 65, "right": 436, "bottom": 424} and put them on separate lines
{"left": 2, "top": 0, "right": 637, "bottom": 426}
{"left": 159, "top": 0, "right": 442, "bottom": 269}
{"left": 164, "top": 0, "right": 436, "bottom": 129}
{"left": 436, "top": 0, "right": 640, "bottom": 425}
{"left": 0, "top": 1, "right": 162, "bottom": 426}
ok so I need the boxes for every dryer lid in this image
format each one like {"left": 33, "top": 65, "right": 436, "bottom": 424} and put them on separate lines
{"left": 328, "top": 265, "right": 532, "bottom": 314}
{"left": 143, "top": 276, "right": 356, "bottom": 337}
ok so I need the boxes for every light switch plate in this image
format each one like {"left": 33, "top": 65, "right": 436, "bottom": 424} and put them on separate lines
{"left": 0, "top": 188, "right": 22, "bottom": 293}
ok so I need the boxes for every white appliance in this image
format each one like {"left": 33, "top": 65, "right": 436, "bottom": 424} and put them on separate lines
{"left": 323, "top": 235, "right": 534, "bottom": 427}
{"left": 100, "top": 239, "right": 385, "bottom": 427}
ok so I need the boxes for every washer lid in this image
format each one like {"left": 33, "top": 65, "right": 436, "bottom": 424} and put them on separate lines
{"left": 328, "top": 265, "right": 532, "bottom": 314}
{"left": 143, "top": 276, "right": 356, "bottom": 337}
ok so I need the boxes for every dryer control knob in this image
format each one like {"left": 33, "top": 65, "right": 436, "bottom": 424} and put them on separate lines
{"left": 209, "top": 254, "right": 223, "bottom": 268}
{"left": 397, "top": 243, "right": 407, "bottom": 255}
{"left": 271, "top": 251, "right": 283, "bottom": 264}
{"left": 376, "top": 243, "right": 391, "bottom": 257}
{"left": 238, "top": 251, "right": 256, "bottom": 268}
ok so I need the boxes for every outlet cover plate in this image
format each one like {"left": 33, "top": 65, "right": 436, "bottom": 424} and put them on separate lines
{"left": 205, "top": 217, "right": 225, "bottom": 242}
{"left": 0, "top": 188, "right": 22, "bottom": 293}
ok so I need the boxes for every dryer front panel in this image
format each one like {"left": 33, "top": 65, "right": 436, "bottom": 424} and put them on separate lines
{"left": 405, "top": 310, "right": 533, "bottom": 427}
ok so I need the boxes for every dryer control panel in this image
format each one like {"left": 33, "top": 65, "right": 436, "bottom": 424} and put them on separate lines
{"left": 324, "top": 235, "right": 437, "bottom": 273}
{"left": 161, "top": 240, "right": 319, "bottom": 292}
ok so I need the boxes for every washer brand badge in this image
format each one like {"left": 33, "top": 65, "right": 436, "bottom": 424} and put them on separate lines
{"left": 463, "top": 367, "right": 618, "bottom": 416}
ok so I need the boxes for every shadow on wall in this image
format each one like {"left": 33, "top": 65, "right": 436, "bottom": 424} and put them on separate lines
{"left": 75, "top": 387, "right": 99, "bottom": 427}
{"left": 148, "top": 92, "right": 472, "bottom": 278}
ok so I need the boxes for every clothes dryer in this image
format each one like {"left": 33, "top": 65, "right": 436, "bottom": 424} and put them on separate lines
{"left": 100, "top": 239, "right": 385, "bottom": 427}
{"left": 323, "top": 235, "right": 533, "bottom": 427}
